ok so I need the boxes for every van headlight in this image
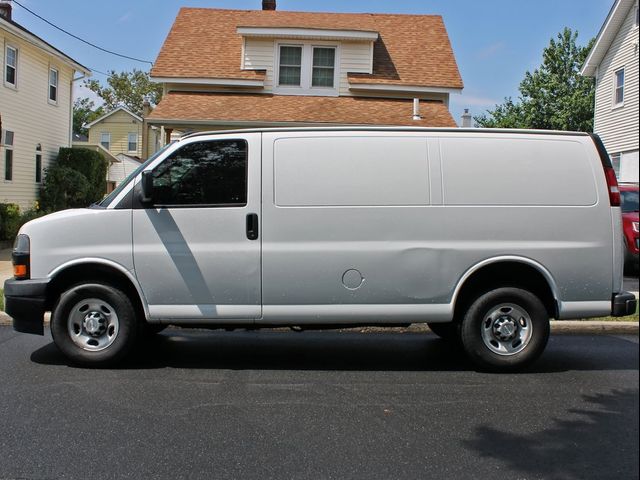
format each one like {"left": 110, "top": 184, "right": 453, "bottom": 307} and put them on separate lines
{"left": 12, "top": 234, "right": 30, "bottom": 280}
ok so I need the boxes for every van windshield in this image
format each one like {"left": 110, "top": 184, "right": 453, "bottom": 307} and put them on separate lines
{"left": 98, "top": 142, "right": 174, "bottom": 207}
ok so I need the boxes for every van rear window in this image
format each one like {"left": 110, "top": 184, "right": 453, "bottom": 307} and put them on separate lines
{"left": 274, "top": 136, "right": 429, "bottom": 207}
{"left": 440, "top": 137, "right": 597, "bottom": 206}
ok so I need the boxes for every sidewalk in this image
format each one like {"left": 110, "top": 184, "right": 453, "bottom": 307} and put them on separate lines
{"left": 0, "top": 248, "right": 12, "bottom": 286}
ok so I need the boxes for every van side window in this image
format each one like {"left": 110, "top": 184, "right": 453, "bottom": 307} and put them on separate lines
{"left": 151, "top": 139, "right": 247, "bottom": 207}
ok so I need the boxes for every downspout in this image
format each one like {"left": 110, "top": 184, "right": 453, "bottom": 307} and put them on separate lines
{"left": 70, "top": 71, "right": 88, "bottom": 146}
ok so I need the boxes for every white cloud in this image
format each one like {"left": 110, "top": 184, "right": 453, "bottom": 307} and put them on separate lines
{"left": 476, "top": 42, "right": 505, "bottom": 60}
{"left": 117, "top": 11, "right": 133, "bottom": 23}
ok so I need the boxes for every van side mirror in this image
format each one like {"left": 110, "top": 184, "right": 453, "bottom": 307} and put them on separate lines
{"left": 140, "top": 171, "right": 154, "bottom": 204}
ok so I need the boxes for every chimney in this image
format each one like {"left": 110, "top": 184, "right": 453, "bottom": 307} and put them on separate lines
{"left": 142, "top": 99, "right": 152, "bottom": 118}
{"left": 412, "top": 98, "right": 422, "bottom": 121}
{"left": 461, "top": 108, "right": 472, "bottom": 128}
{"left": 0, "top": 1, "right": 12, "bottom": 21}
{"left": 262, "top": 0, "right": 276, "bottom": 10}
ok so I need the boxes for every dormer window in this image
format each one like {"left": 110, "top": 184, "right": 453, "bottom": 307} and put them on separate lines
{"left": 275, "top": 43, "right": 338, "bottom": 95}
{"left": 312, "top": 47, "right": 335, "bottom": 87}
{"left": 278, "top": 46, "right": 302, "bottom": 86}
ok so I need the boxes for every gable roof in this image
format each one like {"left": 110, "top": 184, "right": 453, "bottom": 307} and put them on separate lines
{"left": 85, "top": 107, "right": 143, "bottom": 128}
{"left": 0, "top": 15, "right": 90, "bottom": 74}
{"left": 147, "top": 92, "right": 456, "bottom": 127}
{"left": 151, "top": 8, "right": 463, "bottom": 90}
{"left": 580, "top": 0, "right": 637, "bottom": 76}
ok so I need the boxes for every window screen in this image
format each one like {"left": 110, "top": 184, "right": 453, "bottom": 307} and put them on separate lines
{"left": 279, "top": 46, "right": 302, "bottom": 86}
{"left": 312, "top": 47, "right": 335, "bottom": 87}
{"left": 152, "top": 139, "right": 248, "bottom": 207}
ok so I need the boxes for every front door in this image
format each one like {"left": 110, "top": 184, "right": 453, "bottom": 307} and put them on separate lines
{"left": 132, "top": 134, "right": 261, "bottom": 322}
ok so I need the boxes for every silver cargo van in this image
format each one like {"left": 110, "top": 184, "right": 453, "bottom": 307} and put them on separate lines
{"left": 3, "top": 128, "right": 637, "bottom": 371}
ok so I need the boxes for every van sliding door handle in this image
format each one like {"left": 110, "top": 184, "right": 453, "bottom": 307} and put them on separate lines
{"left": 246, "top": 213, "right": 259, "bottom": 240}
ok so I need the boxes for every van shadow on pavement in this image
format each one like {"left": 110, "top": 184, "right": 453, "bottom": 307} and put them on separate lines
{"left": 30, "top": 329, "right": 639, "bottom": 373}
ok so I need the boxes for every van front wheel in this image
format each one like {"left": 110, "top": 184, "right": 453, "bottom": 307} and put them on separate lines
{"left": 51, "top": 283, "right": 139, "bottom": 366}
{"left": 460, "top": 288, "right": 549, "bottom": 372}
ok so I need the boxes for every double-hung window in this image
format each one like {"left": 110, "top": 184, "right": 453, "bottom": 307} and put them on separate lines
{"left": 35, "top": 144, "right": 42, "bottom": 183}
{"left": 100, "top": 133, "right": 111, "bottom": 150}
{"left": 311, "top": 47, "right": 336, "bottom": 87}
{"left": 276, "top": 43, "right": 337, "bottom": 93}
{"left": 278, "top": 46, "right": 302, "bottom": 86}
{"left": 49, "top": 68, "right": 58, "bottom": 103}
{"left": 5, "top": 45, "right": 17, "bottom": 87}
{"left": 614, "top": 68, "right": 625, "bottom": 106}
{"left": 4, "top": 130, "right": 14, "bottom": 181}
{"left": 128, "top": 133, "right": 138, "bottom": 152}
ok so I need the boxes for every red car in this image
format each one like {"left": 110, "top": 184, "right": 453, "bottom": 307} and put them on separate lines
{"left": 620, "top": 183, "right": 639, "bottom": 273}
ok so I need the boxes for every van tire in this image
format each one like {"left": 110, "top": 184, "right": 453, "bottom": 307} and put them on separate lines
{"left": 427, "top": 322, "right": 459, "bottom": 341}
{"left": 50, "top": 283, "right": 139, "bottom": 367}
{"left": 460, "top": 287, "right": 549, "bottom": 372}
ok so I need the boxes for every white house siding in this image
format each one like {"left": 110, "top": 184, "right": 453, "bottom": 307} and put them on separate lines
{"left": 338, "top": 41, "right": 372, "bottom": 94}
{"left": 108, "top": 154, "right": 142, "bottom": 186}
{"left": 0, "top": 27, "right": 74, "bottom": 210}
{"left": 242, "top": 38, "right": 373, "bottom": 96}
{"left": 243, "top": 37, "right": 274, "bottom": 91}
{"left": 593, "top": 3, "right": 639, "bottom": 181}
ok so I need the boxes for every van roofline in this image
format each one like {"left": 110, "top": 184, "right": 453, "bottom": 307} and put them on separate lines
{"left": 178, "top": 126, "right": 591, "bottom": 141}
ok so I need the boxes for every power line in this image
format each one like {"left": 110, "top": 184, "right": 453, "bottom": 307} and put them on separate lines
{"left": 12, "top": 0, "right": 154, "bottom": 65}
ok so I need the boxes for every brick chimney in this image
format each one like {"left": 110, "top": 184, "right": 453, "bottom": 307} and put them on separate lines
{"left": 262, "top": 0, "right": 276, "bottom": 10}
{"left": 0, "top": 1, "right": 12, "bottom": 21}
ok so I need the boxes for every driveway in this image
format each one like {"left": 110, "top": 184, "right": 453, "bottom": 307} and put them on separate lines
{"left": 0, "top": 327, "right": 637, "bottom": 480}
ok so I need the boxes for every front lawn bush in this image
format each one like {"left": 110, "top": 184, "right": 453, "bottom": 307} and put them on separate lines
{"left": 40, "top": 166, "right": 91, "bottom": 212}
{"left": 55, "top": 147, "right": 108, "bottom": 204}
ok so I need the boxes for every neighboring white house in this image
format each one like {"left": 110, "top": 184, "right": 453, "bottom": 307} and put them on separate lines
{"left": 108, "top": 153, "right": 142, "bottom": 193}
{"left": 581, "top": 0, "right": 639, "bottom": 183}
{"left": 0, "top": 2, "right": 90, "bottom": 210}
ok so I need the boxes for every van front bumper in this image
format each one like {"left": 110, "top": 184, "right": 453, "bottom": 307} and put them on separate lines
{"left": 612, "top": 291, "right": 637, "bottom": 317}
{"left": 3, "top": 279, "right": 49, "bottom": 336}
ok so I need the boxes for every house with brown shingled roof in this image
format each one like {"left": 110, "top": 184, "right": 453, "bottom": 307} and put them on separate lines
{"left": 144, "top": 0, "right": 463, "bottom": 157}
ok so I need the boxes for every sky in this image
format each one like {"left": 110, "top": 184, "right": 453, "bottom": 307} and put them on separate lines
{"left": 9, "top": 0, "right": 613, "bottom": 120}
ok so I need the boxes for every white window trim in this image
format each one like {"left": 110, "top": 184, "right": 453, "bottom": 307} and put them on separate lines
{"left": 127, "top": 132, "right": 138, "bottom": 153}
{"left": 613, "top": 67, "right": 625, "bottom": 108}
{"left": 4, "top": 43, "right": 18, "bottom": 89}
{"left": 100, "top": 132, "right": 111, "bottom": 150}
{"left": 274, "top": 41, "right": 340, "bottom": 96}
{"left": 48, "top": 66, "right": 59, "bottom": 105}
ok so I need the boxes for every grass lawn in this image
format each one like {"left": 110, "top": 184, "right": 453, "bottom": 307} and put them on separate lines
{"left": 0, "top": 288, "right": 3, "bottom": 311}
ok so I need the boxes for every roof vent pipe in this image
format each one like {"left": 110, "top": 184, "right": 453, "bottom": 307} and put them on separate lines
{"left": 412, "top": 98, "right": 421, "bottom": 120}
{"left": 0, "top": 1, "right": 12, "bottom": 21}
{"left": 262, "top": 0, "right": 276, "bottom": 10}
{"left": 461, "top": 108, "right": 472, "bottom": 128}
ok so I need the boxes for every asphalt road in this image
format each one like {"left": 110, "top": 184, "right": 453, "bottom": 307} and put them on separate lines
{"left": 624, "top": 273, "right": 639, "bottom": 293}
{"left": 0, "top": 327, "right": 638, "bottom": 480}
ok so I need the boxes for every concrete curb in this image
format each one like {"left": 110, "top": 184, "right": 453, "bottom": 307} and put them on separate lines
{"left": 0, "top": 311, "right": 637, "bottom": 335}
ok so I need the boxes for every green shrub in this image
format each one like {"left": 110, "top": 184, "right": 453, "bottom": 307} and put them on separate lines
{"left": 0, "top": 203, "right": 21, "bottom": 241}
{"left": 0, "top": 204, "right": 48, "bottom": 241}
{"left": 40, "top": 165, "right": 91, "bottom": 212}
{"left": 56, "top": 147, "right": 108, "bottom": 204}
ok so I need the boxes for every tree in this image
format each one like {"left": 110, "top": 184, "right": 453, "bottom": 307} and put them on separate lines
{"left": 85, "top": 69, "right": 163, "bottom": 117}
{"left": 475, "top": 28, "right": 596, "bottom": 132}
{"left": 73, "top": 97, "right": 104, "bottom": 136}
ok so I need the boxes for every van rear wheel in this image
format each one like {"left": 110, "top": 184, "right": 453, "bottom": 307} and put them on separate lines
{"left": 460, "top": 287, "right": 549, "bottom": 372}
{"left": 51, "top": 282, "right": 139, "bottom": 367}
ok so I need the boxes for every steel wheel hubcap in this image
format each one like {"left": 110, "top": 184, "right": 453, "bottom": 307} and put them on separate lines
{"left": 67, "top": 298, "right": 119, "bottom": 351}
{"left": 481, "top": 303, "right": 532, "bottom": 356}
